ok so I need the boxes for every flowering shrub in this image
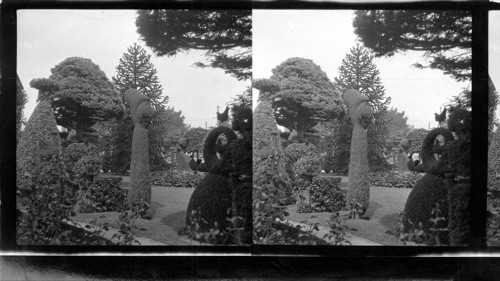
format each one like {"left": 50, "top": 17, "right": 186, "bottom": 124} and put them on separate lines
{"left": 151, "top": 170, "right": 204, "bottom": 188}
{"left": 369, "top": 171, "right": 423, "bottom": 188}
{"left": 78, "top": 177, "right": 127, "bottom": 213}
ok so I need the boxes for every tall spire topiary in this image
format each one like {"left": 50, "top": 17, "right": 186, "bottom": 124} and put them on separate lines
{"left": 253, "top": 98, "right": 291, "bottom": 204}
{"left": 17, "top": 99, "right": 61, "bottom": 189}
{"left": 123, "top": 89, "right": 155, "bottom": 210}
{"left": 343, "top": 89, "right": 373, "bottom": 213}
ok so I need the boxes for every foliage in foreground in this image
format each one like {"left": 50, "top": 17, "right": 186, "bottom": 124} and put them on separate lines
{"left": 78, "top": 177, "right": 127, "bottom": 213}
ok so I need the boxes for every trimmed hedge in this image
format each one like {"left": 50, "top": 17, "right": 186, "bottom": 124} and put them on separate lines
{"left": 151, "top": 171, "right": 204, "bottom": 188}
{"left": 369, "top": 171, "right": 424, "bottom": 188}
{"left": 78, "top": 177, "right": 126, "bottom": 213}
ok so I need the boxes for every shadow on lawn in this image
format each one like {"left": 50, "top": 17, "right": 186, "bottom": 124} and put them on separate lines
{"left": 362, "top": 201, "right": 382, "bottom": 219}
{"left": 160, "top": 210, "right": 187, "bottom": 232}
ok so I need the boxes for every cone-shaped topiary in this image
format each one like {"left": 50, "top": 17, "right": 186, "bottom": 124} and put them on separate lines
{"left": 253, "top": 100, "right": 291, "bottom": 203}
{"left": 17, "top": 100, "right": 61, "bottom": 191}
{"left": 343, "top": 89, "right": 373, "bottom": 212}
{"left": 123, "top": 89, "right": 154, "bottom": 208}
{"left": 489, "top": 128, "right": 500, "bottom": 191}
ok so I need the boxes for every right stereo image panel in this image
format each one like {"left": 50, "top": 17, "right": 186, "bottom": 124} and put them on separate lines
{"left": 488, "top": 10, "right": 499, "bottom": 247}
{"left": 252, "top": 9, "right": 472, "bottom": 246}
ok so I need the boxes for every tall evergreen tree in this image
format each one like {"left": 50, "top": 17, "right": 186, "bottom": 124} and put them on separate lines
{"left": 353, "top": 10, "right": 471, "bottom": 82}
{"left": 103, "top": 43, "right": 178, "bottom": 173}
{"left": 331, "top": 44, "right": 391, "bottom": 171}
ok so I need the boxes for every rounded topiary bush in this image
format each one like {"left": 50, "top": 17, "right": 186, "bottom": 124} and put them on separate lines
{"left": 284, "top": 142, "right": 317, "bottom": 166}
{"left": 403, "top": 173, "right": 448, "bottom": 241}
{"left": 185, "top": 173, "right": 232, "bottom": 231}
{"left": 74, "top": 155, "right": 102, "bottom": 187}
{"left": 293, "top": 155, "right": 321, "bottom": 184}
{"left": 489, "top": 128, "right": 500, "bottom": 191}
{"left": 62, "top": 142, "right": 99, "bottom": 174}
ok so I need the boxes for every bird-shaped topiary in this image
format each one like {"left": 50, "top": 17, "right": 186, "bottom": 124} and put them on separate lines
{"left": 186, "top": 105, "right": 252, "bottom": 244}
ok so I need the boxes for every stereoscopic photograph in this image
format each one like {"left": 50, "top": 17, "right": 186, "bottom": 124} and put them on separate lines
{"left": 252, "top": 9, "right": 472, "bottom": 246}
{"left": 16, "top": 9, "right": 252, "bottom": 246}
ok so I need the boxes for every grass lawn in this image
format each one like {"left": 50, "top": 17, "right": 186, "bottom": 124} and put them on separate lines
{"left": 287, "top": 184, "right": 412, "bottom": 246}
{"left": 72, "top": 177, "right": 203, "bottom": 245}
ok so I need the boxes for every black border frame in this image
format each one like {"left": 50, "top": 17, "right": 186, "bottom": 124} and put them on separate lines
{"left": 0, "top": 0, "right": 497, "bottom": 257}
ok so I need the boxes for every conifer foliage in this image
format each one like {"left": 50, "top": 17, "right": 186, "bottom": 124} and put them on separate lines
{"left": 104, "top": 43, "right": 177, "bottom": 173}
{"left": 330, "top": 45, "right": 391, "bottom": 171}
{"left": 30, "top": 57, "right": 124, "bottom": 142}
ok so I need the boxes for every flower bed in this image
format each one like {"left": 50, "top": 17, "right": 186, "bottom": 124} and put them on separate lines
{"left": 151, "top": 170, "right": 204, "bottom": 188}
{"left": 369, "top": 171, "right": 423, "bottom": 188}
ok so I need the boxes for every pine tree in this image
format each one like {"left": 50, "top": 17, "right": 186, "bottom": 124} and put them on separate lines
{"left": 331, "top": 44, "right": 392, "bottom": 170}
{"left": 104, "top": 43, "right": 176, "bottom": 173}
{"left": 112, "top": 43, "right": 168, "bottom": 111}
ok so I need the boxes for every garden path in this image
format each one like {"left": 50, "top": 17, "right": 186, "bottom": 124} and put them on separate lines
{"left": 287, "top": 185, "right": 412, "bottom": 246}
{"left": 72, "top": 182, "right": 204, "bottom": 246}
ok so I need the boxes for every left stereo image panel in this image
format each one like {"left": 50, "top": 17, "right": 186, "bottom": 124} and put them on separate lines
{"left": 15, "top": 9, "right": 252, "bottom": 246}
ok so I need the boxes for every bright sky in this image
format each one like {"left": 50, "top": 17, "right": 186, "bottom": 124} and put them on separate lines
{"left": 17, "top": 10, "right": 249, "bottom": 129}
{"left": 252, "top": 10, "right": 469, "bottom": 130}
{"left": 490, "top": 11, "right": 500, "bottom": 125}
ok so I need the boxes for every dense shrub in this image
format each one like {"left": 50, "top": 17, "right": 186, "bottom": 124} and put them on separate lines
{"left": 79, "top": 177, "right": 127, "bottom": 213}
{"left": 309, "top": 177, "right": 346, "bottom": 212}
{"left": 293, "top": 155, "right": 321, "bottom": 183}
{"left": 17, "top": 100, "right": 61, "bottom": 188}
{"left": 17, "top": 153, "right": 77, "bottom": 245}
{"left": 74, "top": 155, "right": 102, "bottom": 187}
{"left": 62, "top": 142, "right": 99, "bottom": 174}
{"left": 405, "top": 128, "right": 430, "bottom": 153}
{"left": 403, "top": 173, "right": 448, "bottom": 242}
{"left": 182, "top": 127, "right": 209, "bottom": 153}
{"left": 284, "top": 142, "right": 317, "bottom": 167}
{"left": 489, "top": 128, "right": 500, "bottom": 191}
{"left": 151, "top": 171, "right": 204, "bottom": 188}
{"left": 185, "top": 173, "right": 232, "bottom": 231}
{"left": 253, "top": 100, "right": 292, "bottom": 205}
{"left": 253, "top": 156, "right": 292, "bottom": 244}
{"left": 369, "top": 171, "right": 424, "bottom": 188}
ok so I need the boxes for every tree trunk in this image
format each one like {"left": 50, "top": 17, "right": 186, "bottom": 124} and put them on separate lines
{"left": 76, "top": 113, "right": 84, "bottom": 142}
